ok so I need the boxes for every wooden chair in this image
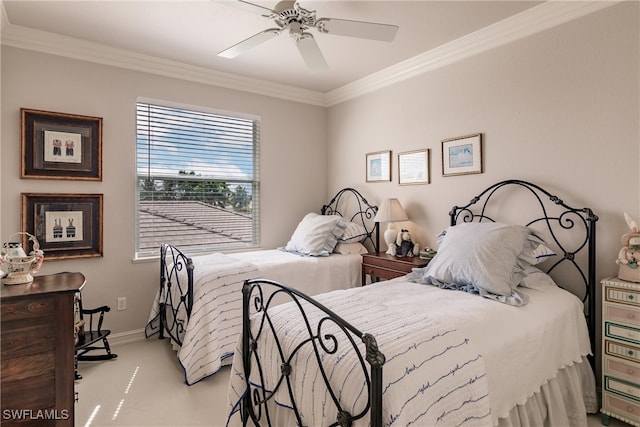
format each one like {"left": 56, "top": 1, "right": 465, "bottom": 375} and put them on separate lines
{"left": 74, "top": 293, "right": 117, "bottom": 380}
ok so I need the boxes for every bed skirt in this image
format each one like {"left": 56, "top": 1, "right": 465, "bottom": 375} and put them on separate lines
{"left": 227, "top": 356, "right": 597, "bottom": 426}
{"left": 497, "top": 356, "right": 597, "bottom": 427}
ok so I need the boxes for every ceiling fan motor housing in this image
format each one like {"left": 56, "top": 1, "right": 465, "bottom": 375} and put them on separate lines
{"left": 273, "top": 1, "right": 316, "bottom": 29}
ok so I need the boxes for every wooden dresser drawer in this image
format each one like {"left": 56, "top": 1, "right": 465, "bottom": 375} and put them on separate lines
{"left": 605, "top": 339, "right": 640, "bottom": 363}
{"left": 1, "top": 295, "right": 55, "bottom": 321}
{"left": 605, "top": 376, "right": 640, "bottom": 402}
{"left": 604, "top": 356, "right": 640, "bottom": 383}
{"left": 605, "top": 303, "right": 640, "bottom": 327}
{"left": 603, "top": 392, "right": 640, "bottom": 424}
{"left": 605, "top": 285, "right": 640, "bottom": 308}
{"left": 1, "top": 318, "right": 56, "bottom": 358}
{"left": 605, "top": 322, "right": 640, "bottom": 346}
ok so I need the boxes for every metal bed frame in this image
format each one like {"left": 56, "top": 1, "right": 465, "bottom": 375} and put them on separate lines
{"left": 145, "top": 187, "right": 379, "bottom": 346}
{"left": 239, "top": 179, "right": 598, "bottom": 427}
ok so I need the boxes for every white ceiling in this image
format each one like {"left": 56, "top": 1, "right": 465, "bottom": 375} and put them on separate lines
{"left": 2, "top": 0, "right": 544, "bottom": 94}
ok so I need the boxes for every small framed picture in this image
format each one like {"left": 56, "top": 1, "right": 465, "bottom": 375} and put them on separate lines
{"left": 21, "top": 108, "right": 103, "bottom": 180}
{"left": 441, "top": 133, "right": 483, "bottom": 177}
{"left": 366, "top": 150, "right": 391, "bottom": 182}
{"left": 398, "top": 149, "right": 430, "bottom": 185}
{"left": 21, "top": 193, "right": 104, "bottom": 260}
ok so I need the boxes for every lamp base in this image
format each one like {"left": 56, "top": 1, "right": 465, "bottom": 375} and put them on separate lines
{"left": 384, "top": 223, "right": 397, "bottom": 255}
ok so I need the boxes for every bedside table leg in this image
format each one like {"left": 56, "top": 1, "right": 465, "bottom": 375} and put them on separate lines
{"left": 600, "top": 413, "right": 610, "bottom": 426}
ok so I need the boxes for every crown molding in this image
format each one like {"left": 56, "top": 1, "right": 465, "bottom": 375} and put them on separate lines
{"left": 0, "top": 23, "right": 327, "bottom": 106}
{"left": 0, "top": 1, "right": 617, "bottom": 107}
{"left": 325, "top": 1, "right": 618, "bottom": 106}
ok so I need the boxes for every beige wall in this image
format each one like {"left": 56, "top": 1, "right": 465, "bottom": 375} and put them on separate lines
{"left": 327, "top": 2, "right": 639, "bottom": 285}
{"left": 0, "top": 47, "right": 327, "bottom": 335}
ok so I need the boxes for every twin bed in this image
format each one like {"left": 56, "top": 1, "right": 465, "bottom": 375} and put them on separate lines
{"left": 225, "top": 180, "right": 599, "bottom": 427}
{"left": 145, "top": 187, "right": 379, "bottom": 384}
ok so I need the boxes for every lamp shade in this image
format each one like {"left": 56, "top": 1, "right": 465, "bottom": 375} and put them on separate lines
{"left": 374, "top": 198, "right": 408, "bottom": 223}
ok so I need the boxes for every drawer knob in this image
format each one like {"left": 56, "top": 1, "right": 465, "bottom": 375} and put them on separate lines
{"left": 629, "top": 313, "right": 636, "bottom": 319}
{"left": 629, "top": 368, "right": 636, "bottom": 374}
{"left": 629, "top": 294, "right": 635, "bottom": 300}
{"left": 628, "top": 350, "right": 635, "bottom": 356}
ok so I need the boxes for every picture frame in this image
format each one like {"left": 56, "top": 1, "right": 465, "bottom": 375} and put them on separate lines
{"left": 366, "top": 150, "right": 391, "bottom": 182}
{"left": 21, "top": 108, "right": 103, "bottom": 181}
{"left": 398, "top": 149, "right": 430, "bottom": 185}
{"left": 441, "top": 133, "right": 483, "bottom": 177}
{"left": 21, "top": 193, "right": 104, "bottom": 260}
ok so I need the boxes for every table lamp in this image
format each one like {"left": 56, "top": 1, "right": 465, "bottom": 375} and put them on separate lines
{"left": 373, "top": 198, "right": 408, "bottom": 255}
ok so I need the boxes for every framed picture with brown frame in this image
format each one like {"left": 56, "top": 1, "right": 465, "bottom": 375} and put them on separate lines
{"left": 21, "top": 108, "right": 103, "bottom": 180}
{"left": 441, "top": 133, "right": 483, "bottom": 177}
{"left": 398, "top": 149, "right": 430, "bottom": 185}
{"left": 21, "top": 193, "right": 103, "bottom": 260}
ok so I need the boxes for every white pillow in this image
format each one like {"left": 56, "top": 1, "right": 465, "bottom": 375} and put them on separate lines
{"left": 519, "top": 265, "right": 558, "bottom": 290}
{"left": 520, "top": 234, "right": 556, "bottom": 265}
{"left": 414, "top": 222, "right": 533, "bottom": 296}
{"left": 333, "top": 242, "right": 368, "bottom": 255}
{"left": 338, "top": 221, "right": 368, "bottom": 243}
{"left": 282, "top": 213, "right": 346, "bottom": 256}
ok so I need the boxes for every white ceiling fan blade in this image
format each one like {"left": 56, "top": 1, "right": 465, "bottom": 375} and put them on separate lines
{"left": 218, "top": 29, "right": 280, "bottom": 58}
{"left": 316, "top": 18, "right": 398, "bottom": 42}
{"left": 225, "top": 0, "right": 275, "bottom": 17}
{"left": 296, "top": 34, "right": 328, "bottom": 73}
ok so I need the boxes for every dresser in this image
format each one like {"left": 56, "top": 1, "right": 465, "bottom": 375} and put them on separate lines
{"left": 361, "top": 252, "right": 429, "bottom": 286}
{"left": 601, "top": 277, "right": 640, "bottom": 426}
{"left": 1, "top": 272, "right": 85, "bottom": 426}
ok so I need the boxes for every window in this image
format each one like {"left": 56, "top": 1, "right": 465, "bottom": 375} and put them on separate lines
{"left": 136, "top": 100, "right": 260, "bottom": 257}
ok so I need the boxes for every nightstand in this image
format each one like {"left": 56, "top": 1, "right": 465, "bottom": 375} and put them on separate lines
{"left": 600, "top": 277, "right": 640, "bottom": 427}
{"left": 361, "top": 252, "right": 430, "bottom": 286}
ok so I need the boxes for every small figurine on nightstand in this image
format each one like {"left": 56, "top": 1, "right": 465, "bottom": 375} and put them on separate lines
{"left": 389, "top": 229, "right": 420, "bottom": 257}
{"left": 616, "top": 212, "right": 640, "bottom": 283}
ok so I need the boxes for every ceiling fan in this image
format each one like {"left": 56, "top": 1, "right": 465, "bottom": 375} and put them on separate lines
{"left": 218, "top": 0, "right": 399, "bottom": 72}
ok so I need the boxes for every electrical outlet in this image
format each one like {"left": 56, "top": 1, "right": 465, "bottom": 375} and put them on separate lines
{"left": 117, "top": 297, "right": 126, "bottom": 311}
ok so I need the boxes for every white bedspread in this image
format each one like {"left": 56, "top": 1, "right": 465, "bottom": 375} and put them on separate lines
{"left": 227, "top": 278, "right": 593, "bottom": 426}
{"left": 147, "top": 250, "right": 362, "bottom": 384}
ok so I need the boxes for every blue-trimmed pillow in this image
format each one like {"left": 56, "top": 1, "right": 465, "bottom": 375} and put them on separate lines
{"left": 338, "top": 221, "right": 368, "bottom": 243}
{"left": 411, "top": 222, "right": 536, "bottom": 297}
{"left": 282, "top": 213, "right": 346, "bottom": 256}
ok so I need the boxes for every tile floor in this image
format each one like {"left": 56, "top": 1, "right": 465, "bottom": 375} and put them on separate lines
{"left": 75, "top": 338, "right": 631, "bottom": 427}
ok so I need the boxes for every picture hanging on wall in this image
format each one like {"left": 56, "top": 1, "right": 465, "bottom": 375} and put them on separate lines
{"left": 366, "top": 150, "right": 391, "bottom": 182}
{"left": 21, "top": 193, "right": 104, "bottom": 260}
{"left": 21, "top": 108, "right": 103, "bottom": 181}
{"left": 441, "top": 133, "right": 483, "bottom": 177}
{"left": 398, "top": 149, "right": 430, "bottom": 185}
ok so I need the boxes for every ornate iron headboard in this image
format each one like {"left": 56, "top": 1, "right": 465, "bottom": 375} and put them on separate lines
{"left": 321, "top": 187, "right": 379, "bottom": 252}
{"left": 449, "top": 179, "right": 598, "bottom": 355}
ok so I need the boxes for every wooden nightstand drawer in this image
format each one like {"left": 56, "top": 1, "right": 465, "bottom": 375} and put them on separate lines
{"left": 361, "top": 253, "right": 429, "bottom": 285}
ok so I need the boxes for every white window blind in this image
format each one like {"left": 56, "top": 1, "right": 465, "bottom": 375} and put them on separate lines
{"left": 136, "top": 101, "right": 260, "bottom": 257}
